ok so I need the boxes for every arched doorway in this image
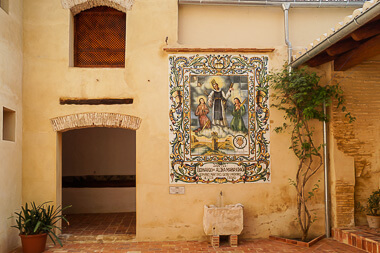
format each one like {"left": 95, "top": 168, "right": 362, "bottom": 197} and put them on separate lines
{"left": 51, "top": 113, "right": 141, "bottom": 240}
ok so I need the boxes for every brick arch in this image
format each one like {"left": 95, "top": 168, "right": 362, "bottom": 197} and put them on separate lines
{"left": 61, "top": 0, "right": 135, "bottom": 15}
{"left": 50, "top": 112, "right": 142, "bottom": 132}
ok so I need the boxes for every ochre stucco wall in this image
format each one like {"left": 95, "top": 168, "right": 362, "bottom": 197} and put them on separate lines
{"left": 329, "top": 55, "right": 380, "bottom": 226}
{"left": 0, "top": 1, "right": 23, "bottom": 252}
{"left": 179, "top": 5, "right": 354, "bottom": 49}
{"left": 22, "top": 0, "right": 356, "bottom": 241}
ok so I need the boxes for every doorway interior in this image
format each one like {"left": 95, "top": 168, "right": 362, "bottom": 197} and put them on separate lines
{"left": 61, "top": 127, "right": 136, "bottom": 237}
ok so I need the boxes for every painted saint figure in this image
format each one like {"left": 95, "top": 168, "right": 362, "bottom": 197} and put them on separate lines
{"left": 208, "top": 79, "right": 232, "bottom": 127}
{"left": 230, "top": 98, "right": 247, "bottom": 132}
{"left": 194, "top": 98, "right": 211, "bottom": 132}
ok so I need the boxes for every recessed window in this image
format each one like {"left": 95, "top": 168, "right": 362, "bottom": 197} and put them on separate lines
{"left": 0, "top": 0, "right": 9, "bottom": 13}
{"left": 74, "top": 6, "right": 126, "bottom": 68}
{"left": 3, "top": 107, "right": 15, "bottom": 142}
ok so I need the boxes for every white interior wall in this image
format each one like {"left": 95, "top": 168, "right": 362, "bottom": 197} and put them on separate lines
{"left": 62, "top": 127, "right": 136, "bottom": 176}
{"left": 63, "top": 188, "right": 136, "bottom": 213}
{"left": 62, "top": 127, "right": 136, "bottom": 214}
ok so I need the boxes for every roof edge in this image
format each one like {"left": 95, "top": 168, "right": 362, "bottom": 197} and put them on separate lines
{"left": 290, "top": 0, "right": 380, "bottom": 68}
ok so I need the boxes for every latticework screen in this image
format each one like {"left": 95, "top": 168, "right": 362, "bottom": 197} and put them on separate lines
{"left": 74, "top": 6, "right": 126, "bottom": 67}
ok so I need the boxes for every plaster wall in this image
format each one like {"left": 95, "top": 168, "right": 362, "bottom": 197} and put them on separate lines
{"left": 21, "top": 0, "right": 351, "bottom": 241}
{"left": 178, "top": 5, "right": 355, "bottom": 49}
{"left": 0, "top": 0, "right": 23, "bottom": 252}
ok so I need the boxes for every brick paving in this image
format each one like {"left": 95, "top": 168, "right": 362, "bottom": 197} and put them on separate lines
{"left": 44, "top": 238, "right": 365, "bottom": 252}
{"left": 62, "top": 212, "right": 136, "bottom": 235}
{"left": 355, "top": 226, "right": 380, "bottom": 236}
{"left": 333, "top": 226, "right": 380, "bottom": 252}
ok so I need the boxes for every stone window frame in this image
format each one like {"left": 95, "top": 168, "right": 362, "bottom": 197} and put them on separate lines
{"left": 61, "top": 0, "right": 135, "bottom": 67}
{"left": 50, "top": 112, "right": 142, "bottom": 132}
{"left": 61, "top": 0, "right": 134, "bottom": 15}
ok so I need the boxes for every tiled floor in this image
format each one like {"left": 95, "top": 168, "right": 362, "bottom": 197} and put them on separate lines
{"left": 44, "top": 238, "right": 365, "bottom": 252}
{"left": 62, "top": 212, "right": 136, "bottom": 235}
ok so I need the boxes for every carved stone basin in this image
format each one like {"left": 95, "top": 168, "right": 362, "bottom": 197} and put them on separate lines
{"left": 203, "top": 204, "right": 244, "bottom": 236}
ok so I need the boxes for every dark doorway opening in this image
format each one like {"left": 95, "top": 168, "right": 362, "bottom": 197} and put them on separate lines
{"left": 61, "top": 127, "right": 136, "bottom": 238}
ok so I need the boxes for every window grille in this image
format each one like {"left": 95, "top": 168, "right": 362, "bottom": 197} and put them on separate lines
{"left": 74, "top": 6, "right": 126, "bottom": 67}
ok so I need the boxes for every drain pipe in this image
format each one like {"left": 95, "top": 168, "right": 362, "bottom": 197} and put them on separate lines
{"left": 282, "top": 3, "right": 292, "bottom": 70}
{"left": 323, "top": 102, "right": 330, "bottom": 238}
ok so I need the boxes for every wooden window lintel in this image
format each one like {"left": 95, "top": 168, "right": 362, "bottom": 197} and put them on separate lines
{"left": 60, "top": 98, "right": 133, "bottom": 105}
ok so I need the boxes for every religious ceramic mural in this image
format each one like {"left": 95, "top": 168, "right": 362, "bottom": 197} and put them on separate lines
{"left": 169, "top": 54, "right": 270, "bottom": 184}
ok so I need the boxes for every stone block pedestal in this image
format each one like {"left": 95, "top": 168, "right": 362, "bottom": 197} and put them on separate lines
{"left": 204, "top": 204, "right": 244, "bottom": 248}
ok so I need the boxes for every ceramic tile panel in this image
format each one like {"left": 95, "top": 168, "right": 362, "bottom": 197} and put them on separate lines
{"left": 169, "top": 54, "right": 270, "bottom": 184}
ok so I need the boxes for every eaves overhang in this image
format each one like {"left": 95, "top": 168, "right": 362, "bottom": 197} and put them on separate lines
{"left": 290, "top": 0, "right": 380, "bottom": 70}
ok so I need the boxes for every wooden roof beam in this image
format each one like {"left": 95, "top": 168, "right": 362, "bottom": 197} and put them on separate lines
{"left": 351, "top": 19, "right": 380, "bottom": 41}
{"left": 326, "top": 38, "right": 362, "bottom": 56}
{"left": 334, "top": 34, "right": 380, "bottom": 71}
{"left": 306, "top": 52, "right": 336, "bottom": 67}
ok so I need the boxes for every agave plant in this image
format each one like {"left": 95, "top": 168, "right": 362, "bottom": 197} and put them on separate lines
{"left": 11, "top": 201, "right": 71, "bottom": 246}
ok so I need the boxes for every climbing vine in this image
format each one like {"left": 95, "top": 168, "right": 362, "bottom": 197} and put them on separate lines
{"left": 268, "top": 65, "right": 354, "bottom": 241}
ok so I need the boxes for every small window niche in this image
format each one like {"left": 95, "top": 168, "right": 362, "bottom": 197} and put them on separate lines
{"left": 3, "top": 107, "right": 15, "bottom": 142}
{"left": 0, "top": 0, "right": 9, "bottom": 13}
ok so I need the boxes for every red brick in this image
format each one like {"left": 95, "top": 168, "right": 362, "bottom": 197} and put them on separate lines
{"left": 230, "top": 235, "right": 238, "bottom": 247}
{"left": 211, "top": 235, "right": 219, "bottom": 247}
{"left": 352, "top": 235, "right": 357, "bottom": 247}
{"left": 357, "top": 237, "right": 363, "bottom": 249}
{"left": 43, "top": 238, "right": 367, "bottom": 253}
{"left": 367, "top": 240, "right": 372, "bottom": 251}
{"left": 372, "top": 242, "right": 377, "bottom": 253}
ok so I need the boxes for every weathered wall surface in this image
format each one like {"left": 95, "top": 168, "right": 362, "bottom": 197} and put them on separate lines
{"left": 0, "top": 1, "right": 23, "bottom": 252}
{"left": 330, "top": 55, "right": 380, "bottom": 226}
{"left": 179, "top": 5, "right": 354, "bottom": 49}
{"left": 22, "top": 0, "right": 355, "bottom": 241}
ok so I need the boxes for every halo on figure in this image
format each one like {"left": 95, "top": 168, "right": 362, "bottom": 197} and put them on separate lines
{"left": 235, "top": 96, "right": 248, "bottom": 104}
{"left": 197, "top": 96, "right": 207, "bottom": 104}
{"left": 233, "top": 96, "right": 242, "bottom": 103}
{"left": 206, "top": 76, "right": 225, "bottom": 89}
